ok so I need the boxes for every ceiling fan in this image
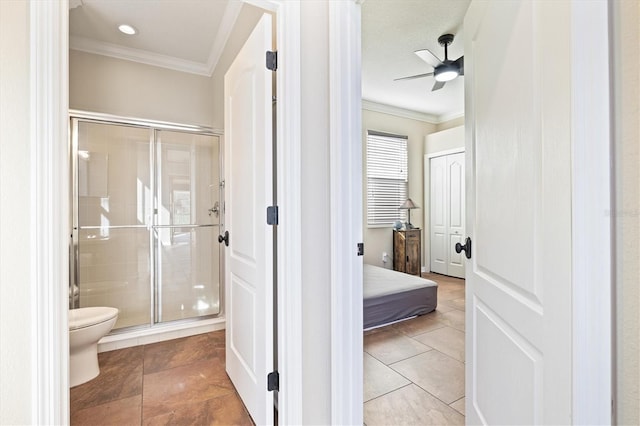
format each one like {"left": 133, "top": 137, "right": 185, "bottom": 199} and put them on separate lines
{"left": 395, "top": 33, "right": 464, "bottom": 91}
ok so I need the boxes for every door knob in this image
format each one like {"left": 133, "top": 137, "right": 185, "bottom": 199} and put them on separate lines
{"left": 218, "top": 231, "right": 229, "bottom": 247}
{"left": 455, "top": 237, "right": 472, "bottom": 259}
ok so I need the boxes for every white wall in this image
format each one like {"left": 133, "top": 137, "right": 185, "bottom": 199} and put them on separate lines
{"left": 0, "top": 1, "right": 33, "bottom": 424}
{"left": 436, "top": 115, "right": 464, "bottom": 132}
{"left": 423, "top": 125, "right": 464, "bottom": 270}
{"left": 613, "top": 1, "right": 640, "bottom": 423}
{"left": 70, "top": 50, "right": 215, "bottom": 127}
{"left": 300, "top": 1, "right": 331, "bottom": 422}
{"left": 362, "top": 109, "right": 436, "bottom": 268}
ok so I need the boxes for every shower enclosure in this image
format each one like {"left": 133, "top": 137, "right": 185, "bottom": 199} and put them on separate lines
{"left": 70, "top": 113, "right": 223, "bottom": 331}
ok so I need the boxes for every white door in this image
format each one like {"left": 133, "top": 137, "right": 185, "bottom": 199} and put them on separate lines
{"left": 224, "top": 13, "right": 274, "bottom": 426}
{"left": 430, "top": 152, "right": 465, "bottom": 278}
{"left": 465, "top": 1, "right": 572, "bottom": 424}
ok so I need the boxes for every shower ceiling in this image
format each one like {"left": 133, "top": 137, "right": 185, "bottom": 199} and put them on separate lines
{"left": 69, "top": 0, "right": 470, "bottom": 121}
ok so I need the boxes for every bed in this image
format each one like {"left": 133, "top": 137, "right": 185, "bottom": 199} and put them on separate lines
{"left": 364, "top": 264, "right": 438, "bottom": 329}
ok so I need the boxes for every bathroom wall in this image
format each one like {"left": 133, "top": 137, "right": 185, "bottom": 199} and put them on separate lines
{"left": 70, "top": 50, "right": 215, "bottom": 127}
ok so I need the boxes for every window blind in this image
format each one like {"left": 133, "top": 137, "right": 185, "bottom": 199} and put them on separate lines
{"left": 366, "top": 131, "right": 408, "bottom": 226}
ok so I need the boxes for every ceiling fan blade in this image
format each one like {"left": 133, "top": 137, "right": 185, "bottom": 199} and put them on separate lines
{"left": 454, "top": 55, "right": 464, "bottom": 76}
{"left": 394, "top": 72, "right": 434, "bottom": 81}
{"left": 432, "top": 80, "right": 446, "bottom": 91}
{"left": 414, "top": 49, "right": 442, "bottom": 68}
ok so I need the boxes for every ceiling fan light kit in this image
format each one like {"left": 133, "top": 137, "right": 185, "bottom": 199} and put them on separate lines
{"left": 395, "top": 33, "right": 464, "bottom": 91}
{"left": 434, "top": 63, "right": 459, "bottom": 82}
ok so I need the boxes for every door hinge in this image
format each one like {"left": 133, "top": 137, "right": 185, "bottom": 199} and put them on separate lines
{"left": 267, "top": 371, "right": 279, "bottom": 391}
{"left": 267, "top": 205, "right": 279, "bottom": 225}
{"left": 266, "top": 51, "right": 277, "bottom": 71}
{"left": 357, "top": 242, "right": 364, "bottom": 256}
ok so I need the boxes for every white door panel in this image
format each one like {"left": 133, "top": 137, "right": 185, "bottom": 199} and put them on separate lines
{"left": 465, "top": 1, "right": 571, "bottom": 423}
{"left": 430, "top": 152, "right": 465, "bottom": 278}
{"left": 224, "top": 13, "right": 274, "bottom": 426}
{"left": 430, "top": 157, "right": 446, "bottom": 274}
{"left": 446, "top": 154, "right": 465, "bottom": 277}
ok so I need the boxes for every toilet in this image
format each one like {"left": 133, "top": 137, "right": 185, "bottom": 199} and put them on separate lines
{"left": 69, "top": 307, "right": 119, "bottom": 387}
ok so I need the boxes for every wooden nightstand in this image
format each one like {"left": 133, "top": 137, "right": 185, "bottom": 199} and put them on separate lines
{"left": 393, "top": 228, "right": 422, "bottom": 276}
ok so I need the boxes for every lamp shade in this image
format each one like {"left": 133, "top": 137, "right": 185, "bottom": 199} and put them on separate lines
{"left": 399, "top": 198, "right": 419, "bottom": 209}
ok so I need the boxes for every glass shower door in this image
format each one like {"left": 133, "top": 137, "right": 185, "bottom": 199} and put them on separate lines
{"left": 154, "top": 130, "right": 221, "bottom": 322}
{"left": 74, "top": 120, "right": 152, "bottom": 330}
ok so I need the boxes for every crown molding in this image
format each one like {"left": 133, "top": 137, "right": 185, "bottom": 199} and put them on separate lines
{"left": 362, "top": 99, "right": 439, "bottom": 123}
{"left": 362, "top": 99, "right": 465, "bottom": 124}
{"left": 69, "top": 1, "right": 242, "bottom": 77}
{"left": 70, "top": 36, "right": 212, "bottom": 76}
{"left": 438, "top": 110, "right": 465, "bottom": 123}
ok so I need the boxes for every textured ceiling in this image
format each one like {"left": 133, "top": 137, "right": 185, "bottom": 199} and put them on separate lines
{"left": 69, "top": 0, "right": 470, "bottom": 121}
{"left": 361, "top": 0, "right": 471, "bottom": 121}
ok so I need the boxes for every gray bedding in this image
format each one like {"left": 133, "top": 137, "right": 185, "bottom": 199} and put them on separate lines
{"left": 364, "top": 264, "right": 438, "bottom": 329}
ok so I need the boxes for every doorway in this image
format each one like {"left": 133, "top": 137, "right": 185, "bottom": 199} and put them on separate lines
{"left": 70, "top": 115, "right": 222, "bottom": 331}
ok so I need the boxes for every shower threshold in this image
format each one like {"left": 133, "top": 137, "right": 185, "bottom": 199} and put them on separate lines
{"left": 97, "top": 315, "right": 225, "bottom": 353}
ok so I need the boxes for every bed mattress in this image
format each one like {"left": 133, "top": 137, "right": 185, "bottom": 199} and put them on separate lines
{"left": 364, "top": 264, "right": 438, "bottom": 329}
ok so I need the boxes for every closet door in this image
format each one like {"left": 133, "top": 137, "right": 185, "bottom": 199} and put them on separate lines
{"left": 430, "top": 156, "right": 447, "bottom": 274}
{"left": 447, "top": 152, "right": 465, "bottom": 278}
{"left": 430, "top": 152, "right": 465, "bottom": 278}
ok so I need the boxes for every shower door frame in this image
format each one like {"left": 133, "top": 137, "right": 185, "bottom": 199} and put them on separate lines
{"left": 69, "top": 110, "right": 224, "bottom": 332}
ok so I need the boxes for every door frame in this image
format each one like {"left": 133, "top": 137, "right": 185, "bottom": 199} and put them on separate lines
{"left": 30, "top": 0, "right": 611, "bottom": 424}
{"left": 31, "top": 0, "right": 303, "bottom": 424}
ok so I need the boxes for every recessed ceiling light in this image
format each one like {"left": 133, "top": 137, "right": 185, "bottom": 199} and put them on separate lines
{"left": 118, "top": 24, "right": 137, "bottom": 35}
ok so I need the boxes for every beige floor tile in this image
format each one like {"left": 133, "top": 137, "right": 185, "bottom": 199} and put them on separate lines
{"left": 435, "top": 303, "right": 456, "bottom": 313}
{"left": 440, "top": 309, "right": 465, "bottom": 331}
{"left": 391, "top": 313, "right": 446, "bottom": 337}
{"left": 363, "top": 352, "right": 411, "bottom": 402}
{"left": 364, "top": 384, "right": 464, "bottom": 426}
{"left": 450, "top": 397, "right": 466, "bottom": 415}
{"left": 391, "top": 351, "right": 464, "bottom": 404}
{"left": 414, "top": 326, "right": 465, "bottom": 362}
{"left": 364, "top": 328, "right": 432, "bottom": 365}
{"left": 438, "top": 289, "right": 466, "bottom": 302}
{"left": 441, "top": 297, "right": 465, "bottom": 311}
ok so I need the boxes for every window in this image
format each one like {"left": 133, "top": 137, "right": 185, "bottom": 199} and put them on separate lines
{"left": 366, "top": 131, "right": 408, "bottom": 226}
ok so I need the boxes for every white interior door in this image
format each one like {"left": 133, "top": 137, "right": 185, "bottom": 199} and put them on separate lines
{"left": 465, "top": 1, "right": 572, "bottom": 424}
{"left": 446, "top": 152, "right": 465, "bottom": 278}
{"left": 430, "top": 155, "right": 447, "bottom": 275}
{"left": 430, "top": 152, "right": 465, "bottom": 278}
{"left": 224, "top": 13, "right": 274, "bottom": 426}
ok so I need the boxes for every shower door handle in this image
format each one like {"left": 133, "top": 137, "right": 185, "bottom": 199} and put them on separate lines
{"left": 218, "top": 231, "right": 229, "bottom": 247}
{"left": 208, "top": 201, "right": 220, "bottom": 218}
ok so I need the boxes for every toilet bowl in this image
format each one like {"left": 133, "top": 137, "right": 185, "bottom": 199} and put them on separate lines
{"left": 69, "top": 307, "right": 118, "bottom": 387}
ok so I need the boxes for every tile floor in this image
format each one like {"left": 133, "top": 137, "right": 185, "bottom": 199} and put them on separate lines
{"left": 72, "top": 273, "right": 464, "bottom": 425}
{"left": 70, "top": 330, "right": 253, "bottom": 425}
{"left": 363, "top": 272, "right": 466, "bottom": 426}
